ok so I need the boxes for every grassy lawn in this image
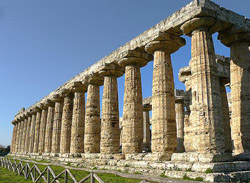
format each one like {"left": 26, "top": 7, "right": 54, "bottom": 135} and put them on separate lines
{"left": 0, "top": 159, "right": 144, "bottom": 183}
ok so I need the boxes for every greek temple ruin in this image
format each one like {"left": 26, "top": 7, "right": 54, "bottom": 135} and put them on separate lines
{"left": 9, "top": 0, "right": 250, "bottom": 182}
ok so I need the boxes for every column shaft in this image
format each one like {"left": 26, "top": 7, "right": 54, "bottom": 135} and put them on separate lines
{"left": 84, "top": 84, "right": 101, "bottom": 153}
{"left": 175, "top": 100, "right": 185, "bottom": 153}
{"left": 189, "top": 28, "right": 224, "bottom": 153}
{"left": 11, "top": 125, "right": 17, "bottom": 153}
{"left": 16, "top": 122, "right": 21, "bottom": 152}
{"left": 152, "top": 50, "right": 177, "bottom": 153}
{"left": 21, "top": 119, "right": 27, "bottom": 153}
{"left": 70, "top": 91, "right": 85, "bottom": 153}
{"left": 44, "top": 106, "right": 55, "bottom": 153}
{"left": 220, "top": 83, "right": 232, "bottom": 153}
{"left": 24, "top": 116, "right": 32, "bottom": 153}
{"left": 60, "top": 95, "right": 73, "bottom": 153}
{"left": 101, "top": 75, "right": 120, "bottom": 154}
{"left": 33, "top": 111, "right": 41, "bottom": 153}
{"left": 143, "top": 110, "right": 151, "bottom": 149}
{"left": 29, "top": 114, "right": 36, "bottom": 153}
{"left": 18, "top": 120, "right": 24, "bottom": 153}
{"left": 51, "top": 101, "right": 63, "bottom": 153}
{"left": 230, "top": 42, "right": 250, "bottom": 154}
{"left": 122, "top": 64, "right": 143, "bottom": 154}
{"left": 38, "top": 109, "right": 48, "bottom": 153}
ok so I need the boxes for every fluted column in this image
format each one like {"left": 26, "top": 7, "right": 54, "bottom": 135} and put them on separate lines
{"left": 38, "top": 105, "right": 48, "bottom": 153}
{"left": 18, "top": 119, "right": 24, "bottom": 153}
{"left": 219, "top": 80, "right": 232, "bottom": 153}
{"left": 29, "top": 113, "right": 36, "bottom": 153}
{"left": 181, "top": 17, "right": 224, "bottom": 154}
{"left": 24, "top": 114, "right": 32, "bottom": 153}
{"left": 70, "top": 82, "right": 86, "bottom": 154}
{"left": 21, "top": 117, "right": 28, "bottom": 153}
{"left": 219, "top": 31, "right": 250, "bottom": 155}
{"left": 145, "top": 34, "right": 185, "bottom": 154}
{"left": 44, "top": 100, "right": 55, "bottom": 153}
{"left": 60, "top": 91, "right": 74, "bottom": 153}
{"left": 99, "top": 64, "right": 123, "bottom": 154}
{"left": 51, "top": 95, "right": 64, "bottom": 153}
{"left": 16, "top": 121, "right": 21, "bottom": 152}
{"left": 118, "top": 50, "right": 151, "bottom": 154}
{"left": 33, "top": 107, "right": 42, "bottom": 153}
{"left": 175, "top": 98, "right": 185, "bottom": 153}
{"left": 143, "top": 105, "right": 151, "bottom": 151}
{"left": 10, "top": 123, "right": 17, "bottom": 153}
{"left": 84, "top": 74, "right": 103, "bottom": 153}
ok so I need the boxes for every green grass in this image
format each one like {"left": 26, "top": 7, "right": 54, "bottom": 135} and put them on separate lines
{"left": 97, "top": 173, "right": 142, "bottom": 183}
{"left": 183, "top": 174, "right": 204, "bottom": 181}
{"left": 0, "top": 167, "right": 33, "bottom": 183}
{"left": 205, "top": 168, "right": 213, "bottom": 174}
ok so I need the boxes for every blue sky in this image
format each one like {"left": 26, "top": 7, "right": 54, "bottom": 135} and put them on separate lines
{"left": 0, "top": 0, "right": 249, "bottom": 147}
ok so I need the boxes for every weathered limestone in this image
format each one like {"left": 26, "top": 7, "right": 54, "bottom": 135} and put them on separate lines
{"left": 38, "top": 106, "right": 48, "bottom": 153}
{"left": 51, "top": 95, "right": 64, "bottom": 153}
{"left": 219, "top": 31, "right": 250, "bottom": 156}
{"left": 21, "top": 117, "right": 28, "bottom": 153}
{"left": 29, "top": 113, "right": 36, "bottom": 153}
{"left": 44, "top": 100, "right": 55, "bottom": 153}
{"left": 118, "top": 50, "right": 151, "bottom": 154}
{"left": 142, "top": 104, "right": 151, "bottom": 151}
{"left": 24, "top": 114, "right": 32, "bottom": 153}
{"left": 84, "top": 74, "right": 103, "bottom": 153}
{"left": 18, "top": 119, "right": 24, "bottom": 153}
{"left": 181, "top": 17, "right": 224, "bottom": 154}
{"left": 99, "top": 64, "right": 123, "bottom": 154}
{"left": 175, "top": 98, "right": 185, "bottom": 153}
{"left": 10, "top": 123, "right": 17, "bottom": 153}
{"left": 33, "top": 108, "right": 42, "bottom": 153}
{"left": 14, "top": 122, "right": 20, "bottom": 152}
{"left": 219, "top": 81, "right": 232, "bottom": 153}
{"left": 60, "top": 90, "right": 74, "bottom": 153}
{"left": 70, "top": 82, "right": 86, "bottom": 154}
{"left": 145, "top": 33, "right": 185, "bottom": 154}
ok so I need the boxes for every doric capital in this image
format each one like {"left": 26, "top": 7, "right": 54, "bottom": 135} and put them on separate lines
{"left": 181, "top": 17, "right": 221, "bottom": 36}
{"left": 51, "top": 94, "right": 64, "bottom": 103}
{"left": 60, "top": 89, "right": 74, "bottom": 98}
{"left": 99, "top": 63, "right": 124, "bottom": 77}
{"left": 66, "top": 81, "right": 87, "bottom": 93}
{"left": 85, "top": 73, "right": 104, "bottom": 86}
{"left": 218, "top": 31, "right": 250, "bottom": 47}
{"left": 43, "top": 99, "right": 55, "bottom": 107}
{"left": 143, "top": 104, "right": 152, "bottom": 112}
{"left": 178, "top": 66, "right": 191, "bottom": 83}
{"left": 145, "top": 33, "right": 186, "bottom": 54}
{"left": 118, "top": 49, "right": 152, "bottom": 67}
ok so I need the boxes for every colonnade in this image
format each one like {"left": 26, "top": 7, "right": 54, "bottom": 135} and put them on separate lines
{"left": 10, "top": 16, "right": 250, "bottom": 159}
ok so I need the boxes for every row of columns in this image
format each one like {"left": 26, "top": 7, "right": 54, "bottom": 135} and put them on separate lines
{"left": 10, "top": 17, "right": 250, "bottom": 157}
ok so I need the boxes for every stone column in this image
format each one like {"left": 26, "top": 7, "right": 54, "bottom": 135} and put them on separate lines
{"left": 21, "top": 117, "right": 28, "bottom": 153}
{"left": 175, "top": 98, "right": 185, "bottom": 153}
{"left": 220, "top": 80, "right": 232, "bottom": 153}
{"left": 10, "top": 123, "right": 17, "bottom": 153}
{"left": 70, "top": 82, "right": 86, "bottom": 154}
{"left": 51, "top": 95, "right": 64, "bottom": 153}
{"left": 29, "top": 112, "right": 36, "bottom": 153}
{"left": 99, "top": 64, "right": 123, "bottom": 154}
{"left": 143, "top": 104, "right": 151, "bottom": 151}
{"left": 18, "top": 119, "right": 24, "bottom": 153}
{"left": 33, "top": 107, "right": 42, "bottom": 153}
{"left": 24, "top": 114, "right": 32, "bottom": 153}
{"left": 84, "top": 74, "right": 103, "bottom": 153}
{"left": 118, "top": 50, "right": 151, "bottom": 154}
{"left": 145, "top": 33, "right": 185, "bottom": 154}
{"left": 60, "top": 90, "right": 74, "bottom": 154}
{"left": 181, "top": 17, "right": 224, "bottom": 154}
{"left": 44, "top": 100, "right": 55, "bottom": 153}
{"left": 16, "top": 121, "right": 21, "bottom": 152}
{"left": 38, "top": 105, "right": 48, "bottom": 153}
{"left": 219, "top": 31, "right": 250, "bottom": 156}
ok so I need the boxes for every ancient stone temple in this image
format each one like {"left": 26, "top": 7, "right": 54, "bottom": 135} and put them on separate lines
{"left": 9, "top": 0, "right": 250, "bottom": 182}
